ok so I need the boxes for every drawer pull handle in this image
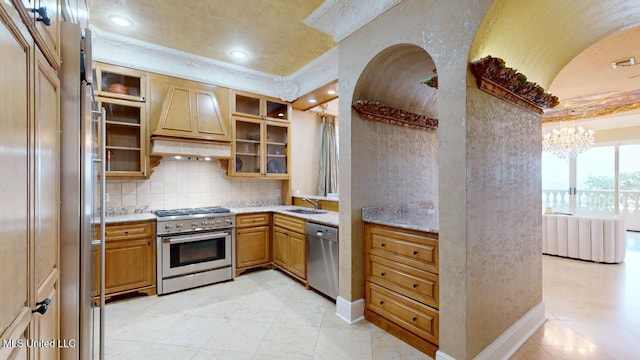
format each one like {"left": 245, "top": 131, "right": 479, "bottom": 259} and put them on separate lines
{"left": 413, "top": 250, "right": 418, "bottom": 255}
{"left": 381, "top": 243, "right": 385, "bottom": 247}
{"left": 379, "top": 300, "right": 384, "bottom": 305}
{"left": 413, "top": 284, "right": 418, "bottom": 288}
{"left": 412, "top": 317, "right": 417, "bottom": 322}
{"left": 381, "top": 272, "right": 385, "bottom": 277}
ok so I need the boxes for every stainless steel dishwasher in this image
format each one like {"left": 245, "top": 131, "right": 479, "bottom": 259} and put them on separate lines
{"left": 306, "top": 222, "right": 339, "bottom": 300}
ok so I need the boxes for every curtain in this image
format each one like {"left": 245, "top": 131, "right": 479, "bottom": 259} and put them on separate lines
{"left": 317, "top": 115, "right": 338, "bottom": 196}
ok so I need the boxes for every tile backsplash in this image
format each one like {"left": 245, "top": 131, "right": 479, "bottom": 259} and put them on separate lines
{"left": 105, "top": 158, "right": 282, "bottom": 212}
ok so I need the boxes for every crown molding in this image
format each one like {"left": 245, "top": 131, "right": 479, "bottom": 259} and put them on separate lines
{"left": 304, "top": 0, "right": 402, "bottom": 42}
{"left": 90, "top": 26, "right": 338, "bottom": 102}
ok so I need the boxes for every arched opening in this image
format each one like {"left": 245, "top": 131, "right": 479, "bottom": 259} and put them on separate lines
{"left": 351, "top": 44, "right": 439, "bottom": 207}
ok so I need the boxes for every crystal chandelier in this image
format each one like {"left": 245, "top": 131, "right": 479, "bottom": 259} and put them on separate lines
{"left": 542, "top": 123, "right": 595, "bottom": 159}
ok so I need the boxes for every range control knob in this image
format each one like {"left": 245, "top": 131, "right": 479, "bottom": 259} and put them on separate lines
{"left": 201, "top": 220, "right": 209, "bottom": 226}
{"left": 224, "top": 218, "right": 231, "bottom": 224}
{"left": 176, "top": 223, "right": 183, "bottom": 228}
{"left": 164, "top": 224, "right": 173, "bottom": 230}
{"left": 215, "top": 219, "right": 222, "bottom": 225}
{"left": 191, "top": 221, "right": 198, "bottom": 227}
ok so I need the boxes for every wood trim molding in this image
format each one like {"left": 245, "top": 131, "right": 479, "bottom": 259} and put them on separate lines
{"left": 470, "top": 56, "right": 559, "bottom": 114}
{"left": 352, "top": 100, "right": 438, "bottom": 131}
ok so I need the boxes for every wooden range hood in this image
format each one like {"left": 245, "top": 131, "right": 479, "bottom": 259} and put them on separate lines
{"left": 151, "top": 84, "right": 232, "bottom": 159}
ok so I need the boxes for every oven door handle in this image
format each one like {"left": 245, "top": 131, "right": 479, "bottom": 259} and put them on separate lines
{"left": 163, "top": 232, "right": 231, "bottom": 244}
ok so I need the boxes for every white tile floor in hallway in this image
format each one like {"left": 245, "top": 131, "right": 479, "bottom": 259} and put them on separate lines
{"left": 102, "top": 232, "right": 640, "bottom": 360}
{"left": 100, "top": 269, "right": 430, "bottom": 360}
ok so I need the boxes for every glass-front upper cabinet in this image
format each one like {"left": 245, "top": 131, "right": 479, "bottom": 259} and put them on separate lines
{"left": 265, "top": 123, "right": 288, "bottom": 175}
{"left": 98, "top": 97, "right": 148, "bottom": 178}
{"left": 94, "top": 62, "right": 147, "bottom": 102}
{"left": 231, "top": 90, "right": 290, "bottom": 121}
{"left": 231, "top": 117, "right": 289, "bottom": 179}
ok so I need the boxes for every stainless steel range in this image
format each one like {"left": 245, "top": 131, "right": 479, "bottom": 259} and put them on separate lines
{"left": 154, "top": 207, "right": 235, "bottom": 294}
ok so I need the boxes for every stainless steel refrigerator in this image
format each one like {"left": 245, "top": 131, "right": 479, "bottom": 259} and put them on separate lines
{"left": 59, "top": 22, "right": 106, "bottom": 360}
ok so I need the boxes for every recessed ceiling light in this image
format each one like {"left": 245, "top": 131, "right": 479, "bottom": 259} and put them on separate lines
{"left": 277, "top": 113, "right": 284, "bottom": 117}
{"left": 308, "top": 98, "right": 317, "bottom": 103}
{"left": 327, "top": 89, "right": 336, "bottom": 95}
{"left": 204, "top": 157, "right": 211, "bottom": 161}
{"left": 174, "top": 155, "right": 182, "bottom": 160}
{"left": 230, "top": 50, "right": 247, "bottom": 59}
{"left": 109, "top": 15, "right": 133, "bottom": 27}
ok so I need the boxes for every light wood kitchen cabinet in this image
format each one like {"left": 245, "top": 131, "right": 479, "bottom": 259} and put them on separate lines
{"left": 94, "top": 62, "right": 147, "bottom": 102}
{"left": 230, "top": 89, "right": 290, "bottom": 121}
{"left": 12, "top": 0, "right": 60, "bottom": 67}
{"left": 272, "top": 214, "right": 307, "bottom": 281}
{"left": 231, "top": 116, "right": 289, "bottom": 178}
{"left": 0, "top": 4, "right": 60, "bottom": 359}
{"left": 235, "top": 213, "right": 272, "bottom": 276}
{"left": 364, "top": 222, "right": 439, "bottom": 358}
{"left": 94, "top": 63, "right": 150, "bottom": 178}
{"left": 98, "top": 96, "right": 149, "bottom": 178}
{"left": 93, "top": 220, "right": 156, "bottom": 301}
{"left": 153, "top": 84, "right": 229, "bottom": 141}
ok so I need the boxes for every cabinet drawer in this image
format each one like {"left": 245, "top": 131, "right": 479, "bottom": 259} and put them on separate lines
{"left": 236, "top": 213, "right": 270, "bottom": 228}
{"left": 366, "top": 224, "right": 438, "bottom": 274}
{"left": 273, "top": 213, "right": 306, "bottom": 233}
{"left": 366, "top": 282, "right": 438, "bottom": 345}
{"left": 367, "top": 255, "right": 438, "bottom": 308}
{"left": 105, "top": 221, "right": 154, "bottom": 241}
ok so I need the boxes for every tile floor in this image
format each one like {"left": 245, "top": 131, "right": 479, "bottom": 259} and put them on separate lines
{"left": 99, "top": 269, "right": 428, "bottom": 360}
{"left": 512, "top": 231, "right": 640, "bottom": 359}
{"left": 100, "top": 232, "right": 640, "bottom": 360}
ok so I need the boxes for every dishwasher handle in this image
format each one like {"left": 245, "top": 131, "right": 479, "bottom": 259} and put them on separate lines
{"left": 306, "top": 222, "right": 338, "bottom": 242}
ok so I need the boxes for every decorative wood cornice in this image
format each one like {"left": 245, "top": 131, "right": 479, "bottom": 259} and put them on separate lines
{"left": 352, "top": 100, "right": 438, "bottom": 131}
{"left": 470, "top": 56, "right": 559, "bottom": 114}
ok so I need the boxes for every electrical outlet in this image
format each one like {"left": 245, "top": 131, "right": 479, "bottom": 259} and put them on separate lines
{"left": 275, "top": 189, "right": 281, "bottom": 197}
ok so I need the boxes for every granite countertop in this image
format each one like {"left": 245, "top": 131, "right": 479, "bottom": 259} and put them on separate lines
{"left": 231, "top": 205, "right": 339, "bottom": 227}
{"left": 104, "top": 212, "right": 157, "bottom": 224}
{"left": 362, "top": 202, "right": 439, "bottom": 234}
{"left": 104, "top": 205, "right": 339, "bottom": 227}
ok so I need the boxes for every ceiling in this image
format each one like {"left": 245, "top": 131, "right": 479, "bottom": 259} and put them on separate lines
{"left": 88, "top": 0, "right": 336, "bottom": 77}
{"left": 88, "top": 1, "right": 640, "bottom": 123}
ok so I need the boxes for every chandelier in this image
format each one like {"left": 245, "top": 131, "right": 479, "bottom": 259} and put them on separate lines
{"left": 542, "top": 123, "right": 595, "bottom": 159}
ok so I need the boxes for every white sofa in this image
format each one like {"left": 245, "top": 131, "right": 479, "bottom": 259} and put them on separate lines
{"left": 542, "top": 214, "right": 626, "bottom": 263}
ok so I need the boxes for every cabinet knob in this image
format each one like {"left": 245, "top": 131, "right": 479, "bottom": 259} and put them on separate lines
{"left": 379, "top": 300, "right": 384, "bottom": 305}
{"left": 412, "top": 317, "right": 417, "bottom": 322}
{"left": 413, "top": 250, "right": 418, "bottom": 255}
{"left": 32, "top": 298, "right": 51, "bottom": 315}
{"left": 380, "top": 272, "right": 385, "bottom": 277}
{"left": 380, "top": 243, "right": 385, "bottom": 247}
{"left": 413, "top": 283, "right": 418, "bottom": 288}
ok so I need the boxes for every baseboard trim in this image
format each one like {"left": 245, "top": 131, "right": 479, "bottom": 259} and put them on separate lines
{"left": 435, "top": 301, "right": 545, "bottom": 360}
{"left": 335, "top": 296, "right": 365, "bottom": 324}
{"left": 473, "top": 301, "right": 546, "bottom": 360}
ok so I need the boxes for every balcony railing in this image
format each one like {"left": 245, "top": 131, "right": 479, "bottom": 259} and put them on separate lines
{"left": 542, "top": 189, "right": 640, "bottom": 228}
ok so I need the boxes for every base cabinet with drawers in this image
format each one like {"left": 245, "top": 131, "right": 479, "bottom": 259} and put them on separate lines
{"left": 272, "top": 213, "right": 307, "bottom": 282}
{"left": 93, "top": 220, "right": 156, "bottom": 301}
{"left": 235, "top": 213, "right": 273, "bottom": 276}
{"left": 364, "top": 222, "right": 439, "bottom": 358}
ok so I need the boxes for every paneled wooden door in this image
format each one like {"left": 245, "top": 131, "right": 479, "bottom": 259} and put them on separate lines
{"left": 0, "top": 3, "right": 33, "bottom": 359}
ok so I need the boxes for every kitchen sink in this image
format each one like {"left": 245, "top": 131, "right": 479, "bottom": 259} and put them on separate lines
{"left": 286, "top": 209, "right": 327, "bottom": 215}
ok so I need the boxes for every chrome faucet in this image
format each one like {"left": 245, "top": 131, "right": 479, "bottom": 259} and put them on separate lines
{"left": 302, "top": 197, "right": 319, "bottom": 210}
